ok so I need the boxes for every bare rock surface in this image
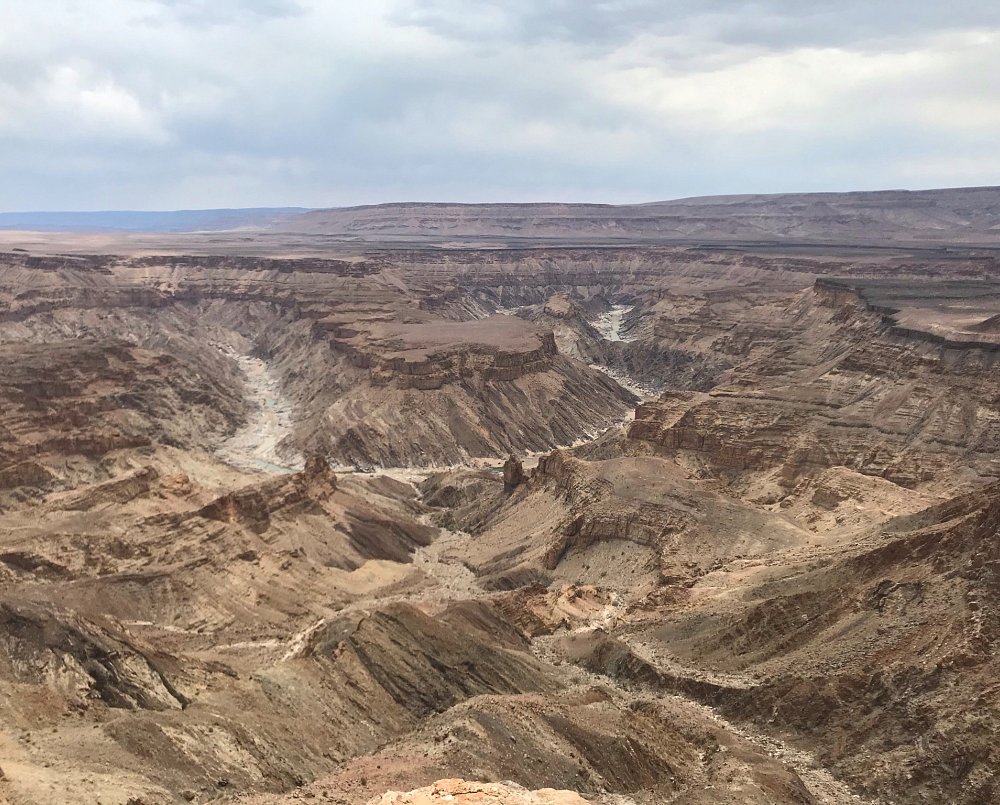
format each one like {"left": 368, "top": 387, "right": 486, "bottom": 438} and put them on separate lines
{"left": 502, "top": 456, "right": 525, "bottom": 492}
{"left": 367, "top": 779, "right": 590, "bottom": 805}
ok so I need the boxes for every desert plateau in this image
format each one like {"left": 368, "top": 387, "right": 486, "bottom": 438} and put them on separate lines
{"left": 0, "top": 188, "right": 998, "bottom": 804}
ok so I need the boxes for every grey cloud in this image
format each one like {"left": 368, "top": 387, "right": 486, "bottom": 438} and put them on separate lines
{"left": 149, "top": 0, "right": 306, "bottom": 25}
{"left": 394, "top": 0, "right": 1000, "bottom": 52}
{"left": 0, "top": 0, "right": 998, "bottom": 209}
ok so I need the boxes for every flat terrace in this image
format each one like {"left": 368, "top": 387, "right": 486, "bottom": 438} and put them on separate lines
{"left": 817, "top": 277, "right": 1000, "bottom": 348}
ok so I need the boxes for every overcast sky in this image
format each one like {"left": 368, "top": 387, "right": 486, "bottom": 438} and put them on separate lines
{"left": 2, "top": 0, "right": 999, "bottom": 210}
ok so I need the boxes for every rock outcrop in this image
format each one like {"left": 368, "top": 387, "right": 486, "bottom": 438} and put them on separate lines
{"left": 198, "top": 455, "right": 337, "bottom": 532}
{"left": 368, "top": 780, "right": 589, "bottom": 805}
{"left": 502, "top": 455, "right": 525, "bottom": 492}
{"left": 0, "top": 600, "right": 189, "bottom": 711}
{"left": 580, "top": 480, "right": 1000, "bottom": 805}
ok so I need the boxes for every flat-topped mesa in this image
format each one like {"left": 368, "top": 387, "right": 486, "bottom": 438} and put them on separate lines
{"left": 364, "top": 318, "right": 559, "bottom": 389}
{"left": 626, "top": 391, "right": 705, "bottom": 445}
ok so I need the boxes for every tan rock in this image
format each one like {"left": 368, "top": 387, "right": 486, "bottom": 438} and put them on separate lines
{"left": 502, "top": 455, "right": 525, "bottom": 492}
{"left": 367, "top": 779, "right": 589, "bottom": 805}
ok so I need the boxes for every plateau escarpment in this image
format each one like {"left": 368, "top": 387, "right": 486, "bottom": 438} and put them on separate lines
{"left": 272, "top": 187, "right": 1000, "bottom": 246}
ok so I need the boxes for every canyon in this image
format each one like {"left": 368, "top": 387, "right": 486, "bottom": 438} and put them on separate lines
{"left": 1, "top": 191, "right": 1000, "bottom": 804}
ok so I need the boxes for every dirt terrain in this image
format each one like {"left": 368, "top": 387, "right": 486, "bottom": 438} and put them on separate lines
{"left": 2, "top": 194, "right": 1000, "bottom": 804}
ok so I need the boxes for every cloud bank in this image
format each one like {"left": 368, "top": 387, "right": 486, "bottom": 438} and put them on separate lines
{"left": 1, "top": 0, "right": 999, "bottom": 208}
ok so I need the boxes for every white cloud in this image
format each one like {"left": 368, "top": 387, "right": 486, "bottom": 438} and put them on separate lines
{"left": 44, "top": 65, "right": 166, "bottom": 141}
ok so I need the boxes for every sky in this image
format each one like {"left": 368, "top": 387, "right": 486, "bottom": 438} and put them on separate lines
{"left": 1, "top": 0, "right": 1000, "bottom": 210}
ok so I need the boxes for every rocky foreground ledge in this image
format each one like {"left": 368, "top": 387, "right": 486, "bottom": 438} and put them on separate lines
{"left": 368, "top": 779, "right": 588, "bottom": 805}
